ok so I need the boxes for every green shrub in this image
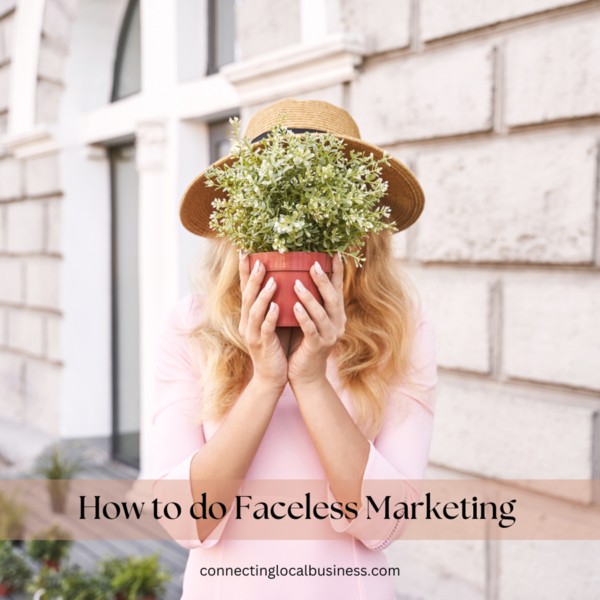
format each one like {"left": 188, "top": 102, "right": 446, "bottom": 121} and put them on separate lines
{"left": 0, "top": 540, "right": 33, "bottom": 592}
{"left": 205, "top": 117, "right": 397, "bottom": 266}
{"left": 98, "top": 554, "right": 171, "bottom": 600}
{"left": 28, "top": 522, "right": 73, "bottom": 563}
{"left": 0, "top": 491, "right": 28, "bottom": 540}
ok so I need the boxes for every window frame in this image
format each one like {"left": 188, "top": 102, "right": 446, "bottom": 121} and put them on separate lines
{"left": 111, "top": 0, "right": 142, "bottom": 102}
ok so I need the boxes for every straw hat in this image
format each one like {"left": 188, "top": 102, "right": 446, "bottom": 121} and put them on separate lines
{"left": 180, "top": 99, "right": 425, "bottom": 237}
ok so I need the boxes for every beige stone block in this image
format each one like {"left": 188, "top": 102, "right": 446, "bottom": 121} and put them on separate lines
{"left": 0, "top": 63, "right": 9, "bottom": 112}
{"left": 8, "top": 309, "right": 44, "bottom": 356}
{"left": 58, "top": 0, "right": 78, "bottom": 16}
{"left": 25, "top": 258, "right": 61, "bottom": 310}
{"left": 342, "top": 0, "right": 410, "bottom": 54}
{"left": 506, "top": 14, "right": 600, "bottom": 126}
{"left": 24, "top": 153, "right": 60, "bottom": 197}
{"left": 6, "top": 200, "right": 45, "bottom": 253}
{"left": 386, "top": 540, "right": 486, "bottom": 600}
{"left": 0, "top": 12, "right": 14, "bottom": 63}
{"left": 430, "top": 377, "right": 595, "bottom": 496}
{"left": 498, "top": 541, "right": 600, "bottom": 600}
{"left": 45, "top": 314, "right": 61, "bottom": 361}
{"left": 236, "top": 0, "right": 301, "bottom": 60}
{"left": 0, "top": 157, "right": 22, "bottom": 200}
{"left": 24, "top": 359, "right": 60, "bottom": 435}
{"left": 0, "top": 257, "right": 22, "bottom": 303}
{"left": 503, "top": 275, "right": 600, "bottom": 391}
{"left": 414, "top": 134, "right": 597, "bottom": 263}
{"left": 352, "top": 43, "right": 494, "bottom": 144}
{"left": 413, "top": 269, "right": 491, "bottom": 373}
{"left": 42, "top": 0, "right": 71, "bottom": 45}
{"left": 38, "top": 38, "right": 67, "bottom": 82}
{"left": 421, "top": 0, "right": 587, "bottom": 40}
{"left": 0, "top": 350, "right": 25, "bottom": 422}
{"left": 46, "top": 197, "right": 61, "bottom": 254}
{"left": 36, "top": 79, "right": 63, "bottom": 124}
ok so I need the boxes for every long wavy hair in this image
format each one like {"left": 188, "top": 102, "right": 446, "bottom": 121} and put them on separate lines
{"left": 187, "top": 230, "right": 423, "bottom": 439}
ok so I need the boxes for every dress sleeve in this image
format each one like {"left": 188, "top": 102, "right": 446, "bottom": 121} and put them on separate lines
{"left": 327, "top": 307, "right": 437, "bottom": 550}
{"left": 151, "top": 294, "right": 233, "bottom": 549}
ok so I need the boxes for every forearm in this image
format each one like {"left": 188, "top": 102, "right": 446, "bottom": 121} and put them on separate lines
{"left": 190, "top": 376, "right": 283, "bottom": 541}
{"left": 290, "top": 375, "right": 370, "bottom": 510}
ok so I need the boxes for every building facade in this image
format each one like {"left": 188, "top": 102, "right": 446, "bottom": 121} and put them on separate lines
{"left": 0, "top": 0, "right": 599, "bottom": 598}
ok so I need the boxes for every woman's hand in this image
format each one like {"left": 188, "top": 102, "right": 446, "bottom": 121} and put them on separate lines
{"left": 288, "top": 251, "right": 346, "bottom": 386}
{"left": 239, "top": 252, "right": 289, "bottom": 391}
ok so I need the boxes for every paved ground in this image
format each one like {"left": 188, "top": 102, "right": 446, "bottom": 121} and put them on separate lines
{"left": 1, "top": 451, "right": 187, "bottom": 600}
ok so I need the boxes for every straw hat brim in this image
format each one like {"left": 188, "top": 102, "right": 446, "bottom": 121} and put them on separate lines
{"left": 179, "top": 133, "right": 425, "bottom": 238}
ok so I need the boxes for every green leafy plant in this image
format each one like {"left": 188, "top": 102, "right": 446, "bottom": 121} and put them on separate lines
{"left": 28, "top": 522, "right": 73, "bottom": 563}
{"left": 0, "top": 490, "right": 29, "bottom": 541}
{"left": 33, "top": 443, "right": 88, "bottom": 479}
{"left": 58, "top": 564, "right": 109, "bottom": 600}
{"left": 98, "top": 554, "right": 171, "bottom": 600}
{"left": 33, "top": 443, "right": 90, "bottom": 513}
{"left": 0, "top": 540, "right": 33, "bottom": 593}
{"left": 26, "top": 564, "right": 64, "bottom": 600}
{"left": 205, "top": 117, "right": 397, "bottom": 266}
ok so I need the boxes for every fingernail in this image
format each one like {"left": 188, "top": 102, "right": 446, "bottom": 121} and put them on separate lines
{"left": 252, "top": 260, "right": 260, "bottom": 274}
{"left": 337, "top": 251, "right": 342, "bottom": 263}
{"left": 294, "top": 302, "right": 304, "bottom": 313}
{"left": 314, "top": 261, "right": 323, "bottom": 276}
{"left": 239, "top": 249, "right": 247, "bottom": 261}
{"left": 269, "top": 301, "right": 277, "bottom": 313}
{"left": 265, "top": 277, "right": 274, "bottom": 291}
{"left": 295, "top": 279, "right": 306, "bottom": 292}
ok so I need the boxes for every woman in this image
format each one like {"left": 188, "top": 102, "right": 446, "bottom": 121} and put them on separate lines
{"left": 152, "top": 99, "right": 437, "bottom": 599}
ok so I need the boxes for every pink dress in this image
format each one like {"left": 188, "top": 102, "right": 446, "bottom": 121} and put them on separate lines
{"left": 152, "top": 294, "right": 437, "bottom": 600}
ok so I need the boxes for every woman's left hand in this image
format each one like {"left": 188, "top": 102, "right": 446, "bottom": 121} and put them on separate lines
{"left": 288, "top": 251, "right": 346, "bottom": 386}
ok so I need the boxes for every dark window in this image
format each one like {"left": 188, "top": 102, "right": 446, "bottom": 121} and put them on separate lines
{"left": 209, "top": 119, "right": 237, "bottom": 164}
{"left": 112, "top": 0, "right": 142, "bottom": 101}
{"left": 207, "top": 0, "right": 236, "bottom": 75}
{"left": 110, "top": 144, "right": 141, "bottom": 468}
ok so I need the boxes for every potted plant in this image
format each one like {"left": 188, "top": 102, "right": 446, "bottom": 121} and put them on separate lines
{"left": 0, "top": 540, "right": 33, "bottom": 596}
{"left": 28, "top": 522, "right": 73, "bottom": 571}
{"left": 57, "top": 564, "right": 108, "bottom": 600}
{"left": 204, "top": 117, "right": 397, "bottom": 326}
{"left": 0, "top": 490, "right": 29, "bottom": 546}
{"left": 27, "top": 563, "right": 64, "bottom": 600}
{"left": 33, "top": 443, "right": 88, "bottom": 514}
{"left": 98, "top": 554, "right": 171, "bottom": 600}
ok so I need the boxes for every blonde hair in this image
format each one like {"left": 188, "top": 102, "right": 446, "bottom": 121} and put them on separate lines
{"left": 188, "top": 231, "right": 422, "bottom": 439}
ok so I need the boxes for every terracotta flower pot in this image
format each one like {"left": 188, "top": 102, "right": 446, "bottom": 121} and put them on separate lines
{"left": 0, "top": 583, "right": 13, "bottom": 596}
{"left": 47, "top": 479, "right": 70, "bottom": 513}
{"left": 42, "top": 558, "right": 61, "bottom": 571}
{"left": 248, "top": 251, "right": 333, "bottom": 327}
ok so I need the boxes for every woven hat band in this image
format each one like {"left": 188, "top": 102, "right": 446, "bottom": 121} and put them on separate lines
{"left": 250, "top": 128, "right": 326, "bottom": 144}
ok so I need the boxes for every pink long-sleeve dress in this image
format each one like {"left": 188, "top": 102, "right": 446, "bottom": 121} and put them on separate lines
{"left": 152, "top": 293, "right": 437, "bottom": 600}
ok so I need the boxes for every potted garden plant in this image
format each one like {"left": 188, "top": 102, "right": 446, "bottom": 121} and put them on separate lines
{"left": 33, "top": 443, "right": 88, "bottom": 514}
{"left": 27, "top": 563, "right": 64, "bottom": 600}
{"left": 98, "top": 554, "right": 171, "bottom": 600}
{"left": 0, "top": 540, "right": 33, "bottom": 596}
{"left": 28, "top": 522, "right": 74, "bottom": 571}
{"left": 57, "top": 564, "right": 108, "bottom": 600}
{"left": 204, "top": 117, "right": 397, "bottom": 326}
{"left": 0, "top": 490, "right": 29, "bottom": 546}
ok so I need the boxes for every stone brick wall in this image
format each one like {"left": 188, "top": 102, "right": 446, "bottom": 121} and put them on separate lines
{"left": 339, "top": 0, "right": 600, "bottom": 596}
{"left": 0, "top": 0, "right": 75, "bottom": 460}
